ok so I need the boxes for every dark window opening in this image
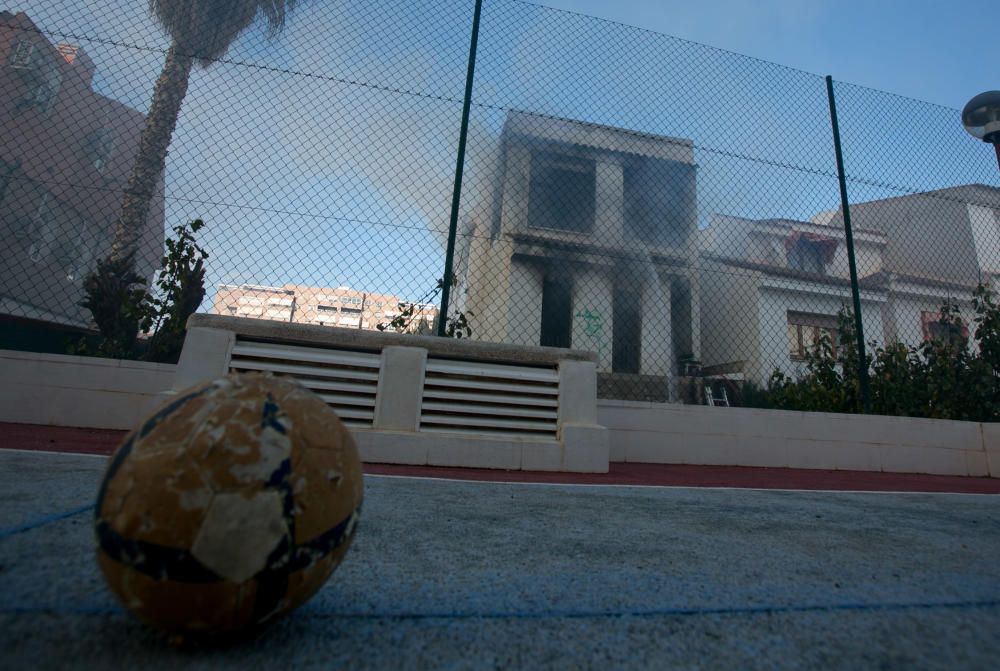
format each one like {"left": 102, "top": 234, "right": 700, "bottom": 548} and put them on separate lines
{"left": 624, "top": 157, "right": 696, "bottom": 246}
{"left": 612, "top": 284, "right": 641, "bottom": 373}
{"left": 528, "top": 152, "right": 595, "bottom": 233}
{"left": 787, "top": 312, "right": 838, "bottom": 360}
{"left": 787, "top": 243, "right": 826, "bottom": 275}
{"left": 921, "top": 311, "right": 969, "bottom": 343}
{"left": 540, "top": 275, "right": 572, "bottom": 348}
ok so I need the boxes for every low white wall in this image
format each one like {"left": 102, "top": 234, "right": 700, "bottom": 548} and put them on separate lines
{"left": 4, "top": 347, "right": 997, "bottom": 479}
{"left": 599, "top": 400, "right": 997, "bottom": 478}
{"left": 0, "top": 350, "right": 176, "bottom": 431}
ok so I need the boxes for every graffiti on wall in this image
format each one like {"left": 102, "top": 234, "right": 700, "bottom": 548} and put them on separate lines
{"left": 575, "top": 308, "right": 608, "bottom": 361}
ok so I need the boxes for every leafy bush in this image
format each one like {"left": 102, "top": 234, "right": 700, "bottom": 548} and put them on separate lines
{"left": 743, "top": 284, "right": 1000, "bottom": 422}
{"left": 141, "top": 219, "right": 208, "bottom": 363}
{"left": 78, "top": 254, "right": 148, "bottom": 359}
{"left": 77, "top": 219, "right": 208, "bottom": 363}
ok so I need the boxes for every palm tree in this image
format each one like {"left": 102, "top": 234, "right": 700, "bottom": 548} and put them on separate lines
{"left": 109, "top": 0, "right": 299, "bottom": 262}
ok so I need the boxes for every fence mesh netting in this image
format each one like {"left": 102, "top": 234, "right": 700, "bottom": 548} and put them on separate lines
{"left": 1, "top": 0, "right": 997, "bottom": 413}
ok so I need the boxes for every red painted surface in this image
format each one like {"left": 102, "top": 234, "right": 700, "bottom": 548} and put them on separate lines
{"left": 2, "top": 421, "right": 998, "bottom": 494}
{"left": 364, "top": 463, "right": 1000, "bottom": 494}
{"left": 1, "top": 422, "right": 126, "bottom": 455}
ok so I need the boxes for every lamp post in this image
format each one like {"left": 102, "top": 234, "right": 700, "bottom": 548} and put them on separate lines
{"left": 962, "top": 91, "right": 1000, "bottom": 172}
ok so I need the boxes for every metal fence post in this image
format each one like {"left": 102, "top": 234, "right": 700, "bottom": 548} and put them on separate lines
{"left": 437, "top": 0, "right": 483, "bottom": 337}
{"left": 825, "top": 75, "right": 872, "bottom": 413}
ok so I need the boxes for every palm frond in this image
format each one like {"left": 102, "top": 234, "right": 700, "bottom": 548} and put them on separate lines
{"left": 148, "top": 0, "right": 299, "bottom": 65}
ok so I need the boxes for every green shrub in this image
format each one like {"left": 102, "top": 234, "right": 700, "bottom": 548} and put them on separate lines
{"left": 748, "top": 284, "right": 1000, "bottom": 422}
{"left": 77, "top": 219, "right": 207, "bottom": 363}
{"left": 78, "top": 254, "right": 148, "bottom": 359}
{"left": 141, "top": 219, "right": 208, "bottom": 363}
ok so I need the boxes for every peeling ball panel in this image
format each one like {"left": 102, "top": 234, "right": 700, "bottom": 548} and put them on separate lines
{"left": 96, "top": 505, "right": 360, "bottom": 582}
{"left": 94, "top": 372, "right": 364, "bottom": 636}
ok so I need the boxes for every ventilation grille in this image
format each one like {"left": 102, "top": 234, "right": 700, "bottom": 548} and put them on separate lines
{"left": 229, "top": 339, "right": 379, "bottom": 428}
{"left": 420, "top": 357, "right": 559, "bottom": 439}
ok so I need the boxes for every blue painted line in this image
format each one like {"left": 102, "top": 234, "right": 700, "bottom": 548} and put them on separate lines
{"left": 2, "top": 598, "right": 998, "bottom": 621}
{"left": 0, "top": 504, "right": 94, "bottom": 540}
{"left": 0, "top": 605, "right": 119, "bottom": 616}
{"left": 299, "top": 598, "right": 1000, "bottom": 621}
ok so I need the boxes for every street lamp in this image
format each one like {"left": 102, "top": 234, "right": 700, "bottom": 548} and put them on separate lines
{"left": 962, "top": 90, "right": 1000, "bottom": 172}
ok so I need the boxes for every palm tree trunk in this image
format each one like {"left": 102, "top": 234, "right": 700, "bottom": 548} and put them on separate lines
{"left": 109, "top": 41, "right": 194, "bottom": 263}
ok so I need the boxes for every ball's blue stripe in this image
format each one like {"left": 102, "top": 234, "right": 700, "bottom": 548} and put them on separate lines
{"left": 95, "top": 504, "right": 361, "bottom": 584}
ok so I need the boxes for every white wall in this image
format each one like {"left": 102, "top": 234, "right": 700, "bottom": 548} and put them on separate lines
{"left": 698, "top": 258, "right": 761, "bottom": 372}
{"left": 703, "top": 214, "right": 886, "bottom": 281}
{"left": 830, "top": 237, "right": 884, "bottom": 278}
{"left": 0, "top": 350, "right": 176, "bottom": 430}
{"left": 6, "top": 348, "right": 999, "bottom": 479}
{"left": 753, "top": 284, "right": 884, "bottom": 384}
{"left": 598, "top": 400, "right": 997, "bottom": 478}
{"left": 848, "top": 195, "right": 981, "bottom": 285}
{"left": 968, "top": 204, "right": 1000, "bottom": 277}
{"left": 883, "top": 290, "right": 976, "bottom": 350}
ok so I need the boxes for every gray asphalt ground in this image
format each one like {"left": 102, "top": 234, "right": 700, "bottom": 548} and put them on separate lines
{"left": 2, "top": 449, "right": 999, "bottom": 670}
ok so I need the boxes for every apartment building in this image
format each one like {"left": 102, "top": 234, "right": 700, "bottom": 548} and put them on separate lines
{"left": 213, "top": 284, "right": 438, "bottom": 333}
{"left": 0, "top": 11, "right": 164, "bottom": 328}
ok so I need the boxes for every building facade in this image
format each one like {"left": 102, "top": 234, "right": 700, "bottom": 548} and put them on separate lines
{"left": 213, "top": 283, "right": 438, "bottom": 333}
{"left": 0, "top": 11, "right": 164, "bottom": 328}
{"left": 698, "top": 214, "right": 889, "bottom": 384}
{"left": 698, "top": 184, "right": 1000, "bottom": 385}
{"left": 461, "top": 112, "right": 700, "bottom": 400}
{"left": 818, "top": 184, "right": 999, "bottom": 346}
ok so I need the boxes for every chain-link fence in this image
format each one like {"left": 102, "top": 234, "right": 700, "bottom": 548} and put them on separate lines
{"left": 2, "top": 1, "right": 998, "bottom": 414}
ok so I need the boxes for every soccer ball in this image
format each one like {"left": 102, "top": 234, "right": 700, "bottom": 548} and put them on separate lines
{"left": 94, "top": 372, "right": 363, "bottom": 637}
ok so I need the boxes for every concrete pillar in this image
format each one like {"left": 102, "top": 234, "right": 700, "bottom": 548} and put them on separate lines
{"left": 508, "top": 260, "right": 543, "bottom": 347}
{"left": 687, "top": 269, "right": 701, "bottom": 362}
{"left": 640, "top": 275, "right": 672, "bottom": 376}
{"left": 557, "top": 360, "right": 598, "bottom": 425}
{"left": 571, "top": 269, "right": 613, "bottom": 372}
{"left": 557, "top": 360, "right": 609, "bottom": 473}
{"left": 594, "top": 158, "right": 624, "bottom": 243}
{"left": 173, "top": 327, "right": 235, "bottom": 391}
{"left": 373, "top": 346, "right": 427, "bottom": 432}
{"left": 502, "top": 145, "right": 531, "bottom": 234}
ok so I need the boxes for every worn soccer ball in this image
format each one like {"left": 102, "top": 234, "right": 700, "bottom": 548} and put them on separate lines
{"left": 94, "top": 372, "right": 363, "bottom": 637}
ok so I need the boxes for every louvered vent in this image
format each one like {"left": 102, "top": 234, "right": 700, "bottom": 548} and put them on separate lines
{"left": 229, "top": 339, "right": 379, "bottom": 428}
{"left": 421, "top": 357, "right": 559, "bottom": 439}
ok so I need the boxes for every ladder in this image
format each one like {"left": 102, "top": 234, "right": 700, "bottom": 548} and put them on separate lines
{"left": 705, "top": 385, "right": 730, "bottom": 407}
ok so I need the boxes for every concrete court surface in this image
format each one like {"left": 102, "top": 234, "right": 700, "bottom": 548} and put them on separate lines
{"left": 1, "top": 450, "right": 999, "bottom": 670}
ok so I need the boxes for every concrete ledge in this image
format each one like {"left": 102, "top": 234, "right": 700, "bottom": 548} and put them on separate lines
{"left": 598, "top": 400, "right": 996, "bottom": 478}
{"left": 188, "top": 314, "right": 596, "bottom": 367}
{"left": 352, "top": 430, "right": 589, "bottom": 472}
{"left": 0, "top": 350, "right": 176, "bottom": 430}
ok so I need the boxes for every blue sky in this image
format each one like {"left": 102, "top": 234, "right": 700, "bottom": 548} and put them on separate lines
{"left": 13, "top": 0, "right": 998, "bottom": 305}
{"left": 541, "top": 0, "right": 996, "bottom": 110}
